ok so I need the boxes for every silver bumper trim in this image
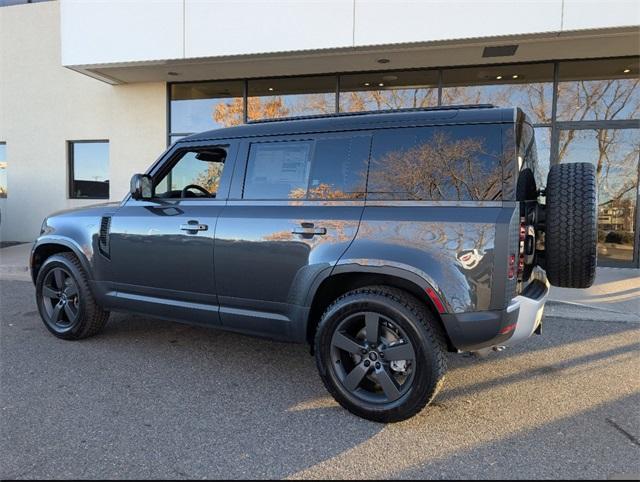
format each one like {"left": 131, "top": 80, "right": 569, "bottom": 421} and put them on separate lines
{"left": 502, "top": 277, "right": 550, "bottom": 347}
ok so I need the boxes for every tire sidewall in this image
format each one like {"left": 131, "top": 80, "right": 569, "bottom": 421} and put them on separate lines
{"left": 316, "top": 291, "right": 439, "bottom": 420}
{"left": 35, "top": 254, "right": 89, "bottom": 339}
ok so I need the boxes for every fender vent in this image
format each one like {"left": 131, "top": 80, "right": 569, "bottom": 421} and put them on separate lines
{"left": 99, "top": 216, "right": 111, "bottom": 258}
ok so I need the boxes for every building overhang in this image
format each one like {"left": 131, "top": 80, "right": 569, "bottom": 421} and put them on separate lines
{"left": 66, "top": 27, "right": 640, "bottom": 85}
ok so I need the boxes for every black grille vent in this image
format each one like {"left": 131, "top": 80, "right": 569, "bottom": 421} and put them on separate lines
{"left": 99, "top": 216, "right": 111, "bottom": 258}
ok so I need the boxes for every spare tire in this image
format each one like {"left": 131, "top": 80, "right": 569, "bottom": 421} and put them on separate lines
{"left": 544, "top": 162, "right": 597, "bottom": 288}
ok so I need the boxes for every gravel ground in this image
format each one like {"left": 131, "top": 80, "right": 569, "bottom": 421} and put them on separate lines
{"left": 1, "top": 278, "right": 639, "bottom": 480}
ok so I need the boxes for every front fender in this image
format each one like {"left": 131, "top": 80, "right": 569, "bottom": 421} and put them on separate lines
{"left": 30, "top": 235, "right": 94, "bottom": 284}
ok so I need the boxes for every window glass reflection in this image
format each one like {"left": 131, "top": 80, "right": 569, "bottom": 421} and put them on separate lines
{"left": 339, "top": 70, "right": 438, "bottom": 112}
{"left": 557, "top": 58, "right": 640, "bottom": 121}
{"left": 442, "top": 63, "right": 554, "bottom": 124}
{"left": 243, "top": 141, "right": 313, "bottom": 199}
{"left": 0, "top": 142, "right": 6, "bottom": 197}
{"left": 368, "top": 124, "right": 503, "bottom": 201}
{"left": 170, "top": 81, "right": 244, "bottom": 132}
{"left": 308, "top": 136, "right": 370, "bottom": 199}
{"left": 247, "top": 76, "right": 335, "bottom": 121}
{"left": 534, "top": 127, "right": 551, "bottom": 188}
{"left": 70, "top": 141, "right": 109, "bottom": 199}
{"left": 558, "top": 128, "right": 639, "bottom": 263}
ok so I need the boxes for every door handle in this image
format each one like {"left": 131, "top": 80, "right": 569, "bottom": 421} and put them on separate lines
{"left": 180, "top": 221, "right": 208, "bottom": 233}
{"left": 292, "top": 223, "right": 327, "bottom": 237}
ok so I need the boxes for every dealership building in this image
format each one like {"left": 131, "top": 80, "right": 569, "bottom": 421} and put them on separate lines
{"left": 0, "top": 0, "right": 639, "bottom": 267}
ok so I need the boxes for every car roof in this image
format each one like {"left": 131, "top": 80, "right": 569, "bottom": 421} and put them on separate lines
{"left": 179, "top": 106, "right": 518, "bottom": 143}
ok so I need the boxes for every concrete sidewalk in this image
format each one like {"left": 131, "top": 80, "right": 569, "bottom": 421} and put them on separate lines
{"left": 1, "top": 242, "right": 638, "bottom": 321}
{"left": 0, "top": 242, "right": 31, "bottom": 280}
{"left": 547, "top": 267, "right": 640, "bottom": 323}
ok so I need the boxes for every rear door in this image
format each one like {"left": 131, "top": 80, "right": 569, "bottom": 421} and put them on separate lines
{"left": 214, "top": 132, "right": 371, "bottom": 339}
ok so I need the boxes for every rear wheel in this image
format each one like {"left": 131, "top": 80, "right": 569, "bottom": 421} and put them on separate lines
{"left": 35, "top": 253, "right": 109, "bottom": 340}
{"left": 544, "top": 162, "right": 598, "bottom": 288}
{"left": 315, "top": 286, "right": 447, "bottom": 423}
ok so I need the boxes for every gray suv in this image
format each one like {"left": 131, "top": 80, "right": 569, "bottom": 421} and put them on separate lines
{"left": 30, "top": 106, "right": 597, "bottom": 422}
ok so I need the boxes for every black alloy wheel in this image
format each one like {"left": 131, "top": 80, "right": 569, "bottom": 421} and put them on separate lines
{"left": 40, "top": 267, "right": 81, "bottom": 333}
{"left": 329, "top": 311, "right": 416, "bottom": 404}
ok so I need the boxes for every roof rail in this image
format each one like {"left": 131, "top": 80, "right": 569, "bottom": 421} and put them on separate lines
{"left": 247, "top": 104, "right": 497, "bottom": 124}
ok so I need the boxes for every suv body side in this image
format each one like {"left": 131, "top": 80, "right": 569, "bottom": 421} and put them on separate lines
{"left": 32, "top": 107, "right": 531, "bottom": 352}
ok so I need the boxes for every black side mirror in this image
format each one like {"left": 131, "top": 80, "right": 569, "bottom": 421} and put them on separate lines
{"left": 130, "top": 174, "right": 153, "bottom": 200}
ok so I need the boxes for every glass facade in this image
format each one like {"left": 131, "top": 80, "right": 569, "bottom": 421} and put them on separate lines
{"left": 558, "top": 128, "right": 639, "bottom": 265}
{"left": 248, "top": 76, "right": 335, "bottom": 121}
{"left": 442, "top": 63, "right": 554, "bottom": 124}
{"left": 169, "top": 56, "right": 640, "bottom": 266}
{"left": 339, "top": 70, "right": 438, "bottom": 112}
{"left": 170, "top": 81, "right": 244, "bottom": 132}
{"left": 0, "top": 142, "right": 6, "bottom": 197}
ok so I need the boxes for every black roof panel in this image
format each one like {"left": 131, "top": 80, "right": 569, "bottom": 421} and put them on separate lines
{"left": 179, "top": 106, "right": 517, "bottom": 143}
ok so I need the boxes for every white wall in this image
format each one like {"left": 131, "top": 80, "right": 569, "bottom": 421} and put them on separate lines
{"left": 0, "top": 2, "right": 167, "bottom": 242}
{"left": 61, "top": 0, "right": 640, "bottom": 67}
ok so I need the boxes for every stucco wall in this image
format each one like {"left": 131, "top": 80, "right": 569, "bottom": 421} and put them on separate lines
{"left": 60, "top": 0, "right": 640, "bottom": 66}
{"left": 0, "top": 1, "right": 166, "bottom": 242}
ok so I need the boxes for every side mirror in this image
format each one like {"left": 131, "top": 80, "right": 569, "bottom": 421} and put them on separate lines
{"left": 130, "top": 174, "right": 153, "bottom": 200}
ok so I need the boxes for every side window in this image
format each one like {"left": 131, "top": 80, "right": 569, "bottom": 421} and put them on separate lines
{"left": 155, "top": 146, "right": 228, "bottom": 198}
{"left": 243, "top": 141, "right": 312, "bottom": 199}
{"left": 68, "top": 140, "right": 109, "bottom": 200}
{"left": 368, "top": 125, "right": 503, "bottom": 201}
{"left": 308, "top": 136, "right": 370, "bottom": 199}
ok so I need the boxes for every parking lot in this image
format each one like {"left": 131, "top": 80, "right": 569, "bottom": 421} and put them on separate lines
{"left": 1, "top": 277, "right": 639, "bottom": 479}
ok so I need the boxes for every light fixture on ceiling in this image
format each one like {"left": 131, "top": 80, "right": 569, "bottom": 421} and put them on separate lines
{"left": 496, "top": 75, "right": 503, "bottom": 80}
{"left": 623, "top": 68, "right": 631, "bottom": 73}
{"left": 363, "top": 82, "right": 371, "bottom": 87}
{"left": 378, "top": 82, "right": 385, "bottom": 87}
{"left": 377, "top": 58, "right": 390, "bottom": 64}
{"left": 512, "top": 74, "right": 519, "bottom": 79}
{"left": 268, "top": 87, "right": 275, "bottom": 91}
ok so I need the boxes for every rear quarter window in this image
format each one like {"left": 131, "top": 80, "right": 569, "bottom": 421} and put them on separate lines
{"left": 368, "top": 124, "right": 503, "bottom": 201}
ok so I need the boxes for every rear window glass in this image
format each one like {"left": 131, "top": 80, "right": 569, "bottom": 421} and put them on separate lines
{"left": 368, "top": 124, "right": 503, "bottom": 201}
{"left": 243, "top": 141, "right": 312, "bottom": 199}
{"left": 243, "top": 136, "right": 371, "bottom": 200}
{"left": 308, "top": 136, "right": 370, "bottom": 199}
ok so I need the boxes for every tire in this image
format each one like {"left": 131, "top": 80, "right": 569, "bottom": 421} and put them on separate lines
{"left": 545, "top": 162, "right": 597, "bottom": 288}
{"left": 35, "top": 252, "right": 109, "bottom": 340}
{"left": 314, "top": 286, "right": 447, "bottom": 423}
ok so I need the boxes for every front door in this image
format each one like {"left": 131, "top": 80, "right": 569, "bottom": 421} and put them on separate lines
{"left": 214, "top": 133, "right": 372, "bottom": 339}
{"left": 105, "top": 141, "right": 237, "bottom": 324}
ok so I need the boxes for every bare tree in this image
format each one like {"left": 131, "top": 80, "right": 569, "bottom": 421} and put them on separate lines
{"left": 367, "top": 132, "right": 502, "bottom": 201}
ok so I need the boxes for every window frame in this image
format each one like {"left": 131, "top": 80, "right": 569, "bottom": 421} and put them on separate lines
{"left": 67, "top": 139, "right": 110, "bottom": 200}
{"left": 147, "top": 140, "right": 238, "bottom": 202}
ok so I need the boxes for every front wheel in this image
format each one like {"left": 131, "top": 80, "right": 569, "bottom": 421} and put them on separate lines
{"left": 314, "top": 286, "right": 447, "bottom": 423}
{"left": 35, "top": 253, "right": 109, "bottom": 340}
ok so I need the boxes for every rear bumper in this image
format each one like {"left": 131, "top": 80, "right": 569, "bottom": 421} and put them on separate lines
{"left": 501, "top": 277, "right": 549, "bottom": 347}
{"left": 441, "top": 275, "right": 549, "bottom": 352}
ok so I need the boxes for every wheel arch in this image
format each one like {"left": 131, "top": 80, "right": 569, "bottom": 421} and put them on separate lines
{"left": 30, "top": 238, "right": 92, "bottom": 285}
{"left": 305, "top": 264, "right": 455, "bottom": 352}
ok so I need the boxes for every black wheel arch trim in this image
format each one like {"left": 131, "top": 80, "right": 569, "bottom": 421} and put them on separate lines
{"left": 31, "top": 236, "right": 94, "bottom": 285}
{"left": 302, "top": 262, "right": 453, "bottom": 346}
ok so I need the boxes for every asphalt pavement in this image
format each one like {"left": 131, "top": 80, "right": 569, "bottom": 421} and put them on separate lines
{"left": 1, "top": 278, "right": 639, "bottom": 479}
